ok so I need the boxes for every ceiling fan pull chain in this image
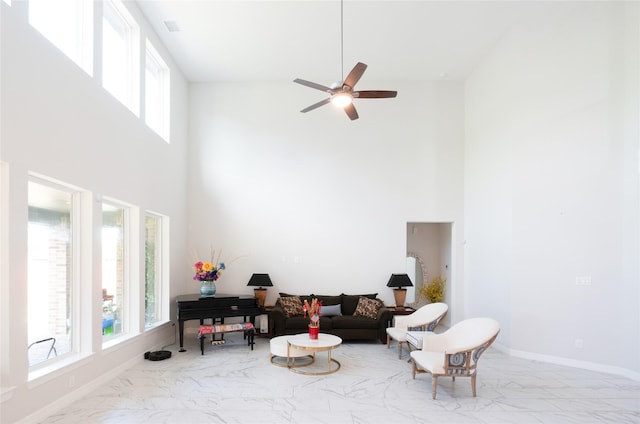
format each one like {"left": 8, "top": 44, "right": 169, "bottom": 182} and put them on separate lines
{"left": 340, "top": 0, "right": 344, "bottom": 82}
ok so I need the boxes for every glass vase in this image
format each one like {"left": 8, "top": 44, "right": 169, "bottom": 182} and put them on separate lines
{"left": 308, "top": 324, "right": 319, "bottom": 340}
{"left": 200, "top": 280, "right": 217, "bottom": 297}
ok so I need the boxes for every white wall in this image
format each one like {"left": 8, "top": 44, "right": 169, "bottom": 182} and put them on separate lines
{"left": 2, "top": 1, "right": 638, "bottom": 422}
{"left": 187, "top": 80, "right": 465, "bottom": 308}
{"left": 0, "top": 2, "right": 190, "bottom": 423}
{"left": 465, "top": 2, "right": 639, "bottom": 374}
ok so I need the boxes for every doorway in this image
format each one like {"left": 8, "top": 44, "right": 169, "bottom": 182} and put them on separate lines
{"left": 406, "top": 222, "right": 453, "bottom": 327}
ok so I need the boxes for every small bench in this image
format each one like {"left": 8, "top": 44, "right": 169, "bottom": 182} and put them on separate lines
{"left": 198, "top": 322, "right": 255, "bottom": 355}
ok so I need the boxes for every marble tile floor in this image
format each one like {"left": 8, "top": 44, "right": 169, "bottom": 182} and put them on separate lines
{"left": 43, "top": 334, "right": 640, "bottom": 424}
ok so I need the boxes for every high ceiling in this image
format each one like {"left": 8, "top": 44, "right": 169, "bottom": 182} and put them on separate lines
{"left": 135, "top": 0, "right": 574, "bottom": 83}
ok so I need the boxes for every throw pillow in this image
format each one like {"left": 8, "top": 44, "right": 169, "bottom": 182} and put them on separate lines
{"left": 353, "top": 296, "right": 382, "bottom": 319}
{"left": 321, "top": 304, "right": 342, "bottom": 317}
{"left": 341, "top": 293, "right": 379, "bottom": 315}
{"left": 278, "top": 296, "right": 304, "bottom": 318}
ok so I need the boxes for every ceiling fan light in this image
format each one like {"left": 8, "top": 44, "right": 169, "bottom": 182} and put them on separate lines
{"left": 331, "top": 93, "right": 352, "bottom": 108}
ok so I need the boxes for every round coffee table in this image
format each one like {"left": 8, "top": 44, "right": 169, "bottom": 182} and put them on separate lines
{"left": 269, "top": 335, "right": 314, "bottom": 368}
{"left": 287, "top": 333, "right": 342, "bottom": 375}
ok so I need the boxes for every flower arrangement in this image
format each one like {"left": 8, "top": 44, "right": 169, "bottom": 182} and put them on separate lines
{"left": 418, "top": 276, "right": 446, "bottom": 303}
{"left": 193, "top": 260, "right": 225, "bottom": 281}
{"left": 192, "top": 246, "right": 227, "bottom": 282}
{"left": 303, "top": 298, "right": 322, "bottom": 328}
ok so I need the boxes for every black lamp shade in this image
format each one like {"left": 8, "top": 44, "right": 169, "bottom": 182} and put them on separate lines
{"left": 387, "top": 273, "right": 413, "bottom": 288}
{"left": 247, "top": 273, "right": 273, "bottom": 288}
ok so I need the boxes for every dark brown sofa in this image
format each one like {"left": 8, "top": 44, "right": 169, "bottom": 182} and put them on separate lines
{"left": 271, "top": 293, "right": 392, "bottom": 343}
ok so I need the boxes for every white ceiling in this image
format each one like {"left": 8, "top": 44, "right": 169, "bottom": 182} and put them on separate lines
{"left": 135, "top": 0, "right": 574, "bottom": 83}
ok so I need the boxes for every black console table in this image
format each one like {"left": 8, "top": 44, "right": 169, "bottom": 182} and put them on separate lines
{"left": 176, "top": 293, "right": 260, "bottom": 352}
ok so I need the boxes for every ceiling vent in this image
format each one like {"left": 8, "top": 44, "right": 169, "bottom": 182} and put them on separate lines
{"left": 163, "top": 20, "right": 180, "bottom": 32}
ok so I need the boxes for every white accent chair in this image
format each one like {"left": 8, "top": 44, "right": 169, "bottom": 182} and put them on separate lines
{"left": 410, "top": 317, "right": 500, "bottom": 399}
{"left": 386, "top": 302, "right": 448, "bottom": 359}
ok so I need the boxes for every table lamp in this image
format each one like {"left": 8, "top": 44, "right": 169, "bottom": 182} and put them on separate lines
{"left": 247, "top": 273, "right": 273, "bottom": 308}
{"left": 387, "top": 273, "right": 413, "bottom": 309}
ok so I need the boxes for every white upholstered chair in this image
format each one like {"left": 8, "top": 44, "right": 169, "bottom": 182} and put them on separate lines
{"left": 386, "top": 302, "right": 448, "bottom": 359}
{"left": 410, "top": 317, "right": 499, "bottom": 399}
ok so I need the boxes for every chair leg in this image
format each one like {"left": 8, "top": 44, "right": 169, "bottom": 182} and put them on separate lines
{"left": 471, "top": 374, "right": 477, "bottom": 397}
{"left": 432, "top": 376, "right": 438, "bottom": 400}
{"left": 398, "top": 341, "right": 403, "bottom": 359}
{"left": 412, "top": 361, "right": 417, "bottom": 379}
{"left": 387, "top": 335, "right": 390, "bottom": 348}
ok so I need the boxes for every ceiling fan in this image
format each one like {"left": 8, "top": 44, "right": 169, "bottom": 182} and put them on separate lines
{"left": 293, "top": 1, "right": 397, "bottom": 121}
{"left": 294, "top": 63, "right": 397, "bottom": 121}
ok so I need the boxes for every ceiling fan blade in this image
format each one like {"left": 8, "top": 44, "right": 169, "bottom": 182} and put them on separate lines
{"left": 353, "top": 90, "right": 398, "bottom": 99}
{"left": 343, "top": 62, "right": 367, "bottom": 89}
{"left": 344, "top": 103, "right": 359, "bottom": 120}
{"left": 300, "top": 98, "right": 331, "bottom": 113}
{"left": 293, "top": 79, "right": 333, "bottom": 93}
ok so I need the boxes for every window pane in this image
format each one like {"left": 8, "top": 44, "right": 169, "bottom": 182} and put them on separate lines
{"left": 144, "top": 214, "right": 162, "bottom": 327}
{"left": 28, "top": 0, "right": 93, "bottom": 75}
{"left": 145, "top": 41, "right": 170, "bottom": 141}
{"left": 102, "top": 203, "right": 126, "bottom": 340}
{"left": 102, "top": 10, "right": 128, "bottom": 105}
{"left": 28, "top": 182, "right": 74, "bottom": 367}
{"left": 102, "top": 0, "right": 139, "bottom": 114}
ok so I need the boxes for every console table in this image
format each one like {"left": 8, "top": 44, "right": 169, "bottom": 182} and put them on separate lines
{"left": 175, "top": 293, "right": 260, "bottom": 352}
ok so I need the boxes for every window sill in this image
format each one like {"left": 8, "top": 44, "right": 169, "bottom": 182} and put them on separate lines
{"left": 144, "top": 319, "right": 171, "bottom": 332}
{"left": 28, "top": 352, "right": 95, "bottom": 387}
{"left": 102, "top": 332, "right": 138, "bottom": 351}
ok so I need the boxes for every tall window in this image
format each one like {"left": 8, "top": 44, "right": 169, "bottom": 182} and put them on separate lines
{"left": 144, "top": 213, "right": 164, "bottom": 327}
{"left": 27, "top": 0, "right": 174, "bottom": 138}
{"left": 145, "top": 40, "right": 170, "bottom": 142}
{"left": 102, "top": 202, "right": 128, "bottom": 341}
{"left": 27, "top": 180, "right": 77, "bottom": 367}
{"left": 102, "top": 0, "right": 140, "bottom": 115}
{"left": 28, "top": 0, "right": 93, "bottom": 75}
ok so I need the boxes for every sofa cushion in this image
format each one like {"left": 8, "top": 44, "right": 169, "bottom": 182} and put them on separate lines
{"left": 341, "top": 293, "right": 378, "bottom": 316}
{"left": 277, "top": 296, "right": 304, "bottom": 318}
{"left": 279, "top": 292, "right": 308, "bottom": 298}
{"left": 314, "top": 295, "right": 342, "bottom": 308}
{"left": 284, "top": 316, "right": 333, "bottom": 331}
{"left": 298, "top": 295, "right": 318, "bottom": 305}
{"left": 353, "top": 296, "right": 383, "bottom": 319}
{"left": 331, "top": 315, "right": 380, "bottom": 329}
{"left": 321, "top": 304, "right": 342, "bottom": 317}
{"left": 283, "top": 316, "right": 308, "bottom": 330}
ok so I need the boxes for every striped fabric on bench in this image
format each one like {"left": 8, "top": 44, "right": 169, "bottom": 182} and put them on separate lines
{"left": 198, "top": 322, "right": 255, "bottom": 355}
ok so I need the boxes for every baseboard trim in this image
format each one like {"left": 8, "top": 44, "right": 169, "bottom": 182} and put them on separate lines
{"left": 16, "top": 333, "right": 175, "bottom": 424}
{"left": 16, "top": 355, "right": 141, "bottom": 424}
{"left": 493, "top": 342, "right": 640, "bottom": 382}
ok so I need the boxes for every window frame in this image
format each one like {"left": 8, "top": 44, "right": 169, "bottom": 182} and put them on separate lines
{"left": 27, "top": 0, "right": 94, "bottom": 76}
{"left": 26, "top": 176, "right": 84, "bottom": 376}
{"left": 101, "top": 0, "right": 140, "bottom": 115}
{"left": 101, "top": 198, "right": 139, "bottom": 346}
{"left": 144, "top": 40, "right": 171, "bottom": 142}
{"left": 144, "top": 212, "right": 169, "bottom": 329}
